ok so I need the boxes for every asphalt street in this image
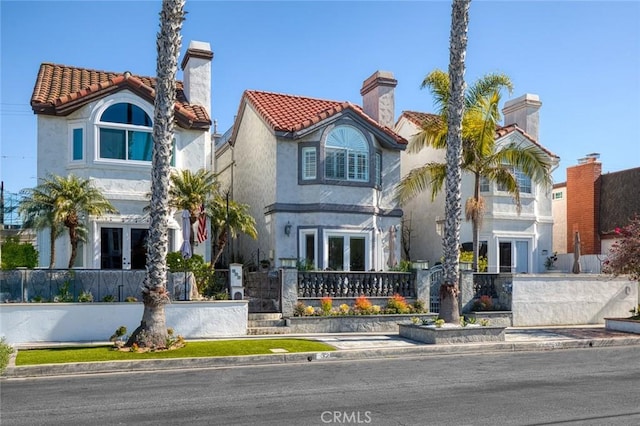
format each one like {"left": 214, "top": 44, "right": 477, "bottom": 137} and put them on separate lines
{"left": 2, "top": 345, "right": 639, "bottom": 426}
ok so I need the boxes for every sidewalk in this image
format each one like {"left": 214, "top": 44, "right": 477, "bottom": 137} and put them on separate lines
{"left": 4, "top": 326, "right": 640, "bottom": 379}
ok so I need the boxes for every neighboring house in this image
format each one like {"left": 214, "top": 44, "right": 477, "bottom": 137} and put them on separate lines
{"left": 30, "top": 41, "right": 213, "bottom": 269}
{"left": 551, "top": 182, "right": 567, "bottom": 253}
{"left": 215, "top": 71, "right": 407, "bottom": 271}
{"left": 396, "top": 94, "right": 560, "bottom": 273}
{"left": 553, "top": 154, "right": 640, "bottom": 255}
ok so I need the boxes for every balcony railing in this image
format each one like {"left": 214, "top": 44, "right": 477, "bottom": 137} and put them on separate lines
{"left": 297, "top": 271, "right": 415, "bottom": 299}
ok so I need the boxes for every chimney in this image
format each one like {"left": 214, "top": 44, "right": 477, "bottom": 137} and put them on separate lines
{"left": 360, "top": 71, "right": 397, "bottom": 129}
{"left": 502, "top": 93, "right": 541, "bottom": 141}
{"left": 566, "top": 154, "right": 602, "bottom": 255}
{"left": 180, "top": 40, "right": 214, "bottom": 116}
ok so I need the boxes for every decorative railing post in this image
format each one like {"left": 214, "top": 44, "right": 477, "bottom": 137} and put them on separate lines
{"left": 459, "top": 270, "right": 475, "bottom": 313}
{"left": 415, "top": 269, "right": 430, "bottom": 307}
{"left": 281, "top": 268, "right": 298, "bottom": 318}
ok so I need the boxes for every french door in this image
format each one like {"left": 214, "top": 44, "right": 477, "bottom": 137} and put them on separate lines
{"left": 499, "top": 240, "right": 529, "bottom": 273}
{"left": 100, "top": 227, "right": 148, "bottom": 270}
{"left": 326, "top": 233, "right": 367, "bottom": 271}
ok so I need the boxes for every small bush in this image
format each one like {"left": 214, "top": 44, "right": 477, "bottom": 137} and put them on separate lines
{"left": 472, "top": 295, "right": 494, "bottom": 311}
{"left": 0, "top": 337, "right": 14, "bottom": 373}
{"left": 603, "top": 216, "right": 640, "bottom": 281}
{"left": 320, "top": 297, "right": 333, "bottom": 315}
{"left": 102, "top": 295, "right": 115, "bottom": 302}
{"left": 338, "top": 303, "right": 350, "bottom": 315}
{"left": 125, "top": 296, "right": 138, "bottom": 302}
{"left": 78, "top": 291, "right": 93, "bottom": 303}
{"left": 294, "top": 302, "right": 306, "bottom": 317}
{"left": 386, "top": 293, "right": 410, "bottom": 314}
{"left": 354, "top": 295, "right": 373, "bottom": 314}
{"left": 304, "top": 305, "right": 316, "bottom": 316}
{"left": 110, "top": 326, "right": 127, "bottom": 343}
{"left": 434, "top": 319, "right": 445, "bottom": 328}
{"left": 413, "top": 299, "right": 426, "bottom": 313}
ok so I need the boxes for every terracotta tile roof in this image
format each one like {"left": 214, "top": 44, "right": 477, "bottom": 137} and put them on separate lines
{"left": 495, "top": 124, "right": 559, "bottom": 159}
{"left": 30, "top": 63, "right": 211, "bottom": 130}
{"left": 240, "top": 90, "right": 406, "bottom": 145}
{"left": 398, "top": 110, "right": 440, "bottom": 129}
{"left": 399, "top": 110, "right": 558, "bottom": 159}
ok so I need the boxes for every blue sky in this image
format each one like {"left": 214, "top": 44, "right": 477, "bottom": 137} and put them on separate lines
{"left": 1, "top": 0, "right": 639, "bottom": 198}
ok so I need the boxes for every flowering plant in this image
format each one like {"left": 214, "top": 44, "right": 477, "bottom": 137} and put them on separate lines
{"left": 354, "top": 295, "right": 373, "bottom": 313}
{"left": 304, "top": 305, "right": 316, "bottom": 316}
{"left": 603, "top": 216, "right": 640, "bottom": 281}
{"left": 320, "top": 296, "right": 333, "bottom": 315}
{"left": 339, "top": 303, "right": 350, "bottom": 315}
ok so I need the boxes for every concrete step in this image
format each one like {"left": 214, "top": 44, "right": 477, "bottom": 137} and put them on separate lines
{"left": 248, "top": 313, "right": 283, "bottom": 321}
{"left": 247, "top": 326, "right": 291, "bottom": 335}
{"left": 248, "top": 319, "right": 287, "bottom": 328}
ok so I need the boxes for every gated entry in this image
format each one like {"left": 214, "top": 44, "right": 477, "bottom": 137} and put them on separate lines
{"left": 243, "top": 270, "right": 282, "bottom": 313}
{"left": 428, "top": 264, "right": 444, "bottom": 313}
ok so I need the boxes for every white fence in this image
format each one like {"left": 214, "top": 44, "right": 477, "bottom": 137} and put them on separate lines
{"left": 0, "top": 301, "right": 248, "bottom": 345}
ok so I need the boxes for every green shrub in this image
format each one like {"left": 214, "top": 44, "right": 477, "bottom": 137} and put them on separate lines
{"left": 459, "top": 251, "right": 487, "bottom": 272}
{"left": 167, "top": 252, "right": 225, "bottom": 298}
{"left": 1, "top": 237, "right": 38, "bottom": 270}
{"left": 0, "top": 337, "right": 14, "bottom": 373}
{"left": 390, "top": 259, "right": 412, "bottom": 272}
{"left": 77, "top": 291, "right": 93, "bottom": 303}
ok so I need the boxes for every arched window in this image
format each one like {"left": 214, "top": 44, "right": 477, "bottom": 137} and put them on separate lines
{"left": 324, "top": 126, "right": 369, "bottom": 182}
{"left": 98, "top": 103, "right": 153, "bottom": 162}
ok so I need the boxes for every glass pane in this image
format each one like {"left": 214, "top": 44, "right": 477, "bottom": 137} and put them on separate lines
{"left": 349, "top": 237, "right": 365, "bottom": 271}
{"left": 130, "top": 228, "right": 149, "bottom": 270}
{"left": 305, "top": 234, "right": 315, "bottom": 264}
{"left": 101, "top": 103, "right": 151, "bottom": 126}
{"left": 101, "top": 227, "right": 123, "bottom": 269}
{"left": 515, "top": 241, "right": 529, "bottom": 273}
{"left": 499, "top": 242, "right": 511, "bottom": 273}
{"left": 72, "top": 128, "right": 83, "bottom": 160}
{"left": 328, "top": 236, "right": 344, "bottom": 271}
{"left": 128, "top": 131, "right": 153, "bottom": 161}
{"left": 100, "top": 128, "right": 126, "bottom": 159}
{"left": 302, "top": 148, "right": 316, "bottom": 180}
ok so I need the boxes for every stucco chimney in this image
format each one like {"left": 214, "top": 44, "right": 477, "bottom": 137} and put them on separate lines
{"left": 180, "top": 40, "right": 214, "bottom": 116}
{"left": 360, "top": 71, "right": 397, "bottom": 129}
{"left": 502, "top": 93, "right": 541, "bottom": 141}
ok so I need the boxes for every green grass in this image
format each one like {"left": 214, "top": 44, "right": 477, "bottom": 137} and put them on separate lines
{"left": 15, "top": 339, "right": 335, "bottom": 366}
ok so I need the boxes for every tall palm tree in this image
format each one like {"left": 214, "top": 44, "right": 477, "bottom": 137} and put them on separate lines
{"left": 169, "top": 169, "right": 219, "bottom": 249}
{"left": 127, "top": 0, "right": 185, "bottom": 349}
{"left": 18, "top": 186, "right": 65, "bottom": 268}
{"left": 20, "top": 175, "right": 116, "bottom": 269}
{"left": 440, "top": 0, "right": 469, "bottom": 323}
{"left": 397, "top": 74, "right": 552, "bottom": 273}
{"left": 208, "top": 193, "right": 258, "bottom": 266}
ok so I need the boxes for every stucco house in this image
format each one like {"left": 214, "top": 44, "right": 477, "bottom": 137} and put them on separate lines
{"left": 30, "top": 41, "right": 214, "bottom": 269}
{"left": 396, "top": 94, "right": 560, "bottom": 273}
{"left": 215, "top": 71, "right": 407, "bottom": 271}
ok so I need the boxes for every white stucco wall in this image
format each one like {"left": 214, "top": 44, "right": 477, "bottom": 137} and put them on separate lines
{"left": 511, "top": 275, "right": 637, "bottom": 326}
{"left": 35, "top": 90, "right": 211, "bottom": 267}
{"left": 0, "top": 301, "right": 248, "bottom": 345}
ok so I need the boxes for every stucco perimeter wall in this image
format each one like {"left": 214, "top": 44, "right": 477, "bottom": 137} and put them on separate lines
{"left": 512, "top": 275, "right": 638, "bottom": 326}
{"left": 0, "top": 301, "right": 248, "bottom": 345}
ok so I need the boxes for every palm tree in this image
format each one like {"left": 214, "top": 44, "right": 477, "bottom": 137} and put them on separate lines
{"left": 18, "top": 186, "right": 65, "bottom": 268}
{"left": 208, "top": 193, "right": 258, "bottom": 266}
{"left": 169, "top": 169, "right": 219, "bottom": 249}
{"left": 126, "top": 0, "right": 185, "bottom": 349}
{"left": 20, "top": 175, "right": 116, "bottom": 269}
{"left": 439, "top": 0, "right": 469, "bottom": 323}
{"left": 397, "top": 74, "right": 552, "bottom": 273}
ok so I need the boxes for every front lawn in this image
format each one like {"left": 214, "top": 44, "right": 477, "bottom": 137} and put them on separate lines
{"left": 15, "top": 339, "right": 335, "bottom": 366}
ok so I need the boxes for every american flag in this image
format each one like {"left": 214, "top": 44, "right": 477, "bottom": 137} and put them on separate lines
{"left": 197, "top": 204, "right": 208, "bottom": 243}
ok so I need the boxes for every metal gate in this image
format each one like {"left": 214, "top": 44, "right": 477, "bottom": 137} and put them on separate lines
{"left": 244, "top": 270, "right": 282, "bottom": 313}
{"left": 429, "top": 264, "right": 444, "bottom": 313}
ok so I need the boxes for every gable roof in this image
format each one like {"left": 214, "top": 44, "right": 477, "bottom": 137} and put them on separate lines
{"left": 30, "top": 63, "right": 211, "bottom": 130}
{"left": 233, "top": 90, "right": 407, "bottom": 146}
{"left": 398, "top": 110, "right": 559, "bottom": 159}
{"left": 599, "top": 167, "right": 640, "bottom": 234}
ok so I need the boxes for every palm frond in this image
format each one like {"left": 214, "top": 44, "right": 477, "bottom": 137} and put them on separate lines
{"left": 395, "top": 162, "right": 447, "bottom": 204}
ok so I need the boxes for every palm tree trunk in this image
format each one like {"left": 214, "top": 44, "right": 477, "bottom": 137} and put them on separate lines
{"left": 67, "top": 225, "right": 78, "bottom": 269}
{"left": 127, "top": 0, "right": 184, "bottom": 349}
{"left": 440, "top": 0, "right": 470, "bottom": 323}
{"left": 472, "top": 174, "right": 480, "bottom": 272}
{"left": 48, "top": 228, "right": 56, "bottom": 269}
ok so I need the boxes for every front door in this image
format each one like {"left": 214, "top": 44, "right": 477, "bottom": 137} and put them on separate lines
{"left": 326, "top": 232, "right": 368, "bottom": 271}
{"left": 101, "top": 227, "right": 148, "bottom": 270}
{"left": 498, "top": 240, "right": 529, "bottom": 273}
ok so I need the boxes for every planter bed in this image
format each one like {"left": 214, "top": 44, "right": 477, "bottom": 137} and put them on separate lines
{"left": 399, "top": 323, "right": 506, "bottom": 344}
{"left": 465, "top": 311, "right": 513, "bottom": 327}
{"left": 605, "top": 318, "right": 640, "bottom": 334}
{"left": 286, "top": 313, "right": 438, "bottom": 333}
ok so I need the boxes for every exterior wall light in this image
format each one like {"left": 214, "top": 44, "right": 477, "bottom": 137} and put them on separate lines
{"left": 284, "top": 221, "right": 292, "bottom": 236}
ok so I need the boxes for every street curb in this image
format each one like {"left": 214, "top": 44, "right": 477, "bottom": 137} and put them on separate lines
{"left": 3, "top": 336, "right": 640, "bottom": 379}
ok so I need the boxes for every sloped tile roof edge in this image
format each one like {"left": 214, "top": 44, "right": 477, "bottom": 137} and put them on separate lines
{"left": 30, "top": 63, "right": 211, "bottom": 130}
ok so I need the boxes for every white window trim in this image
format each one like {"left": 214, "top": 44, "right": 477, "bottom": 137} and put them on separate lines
{"left": 301, "top": 147, "right": 317, "bottom": 180}
{"left": 298, "top": 228, "right": 318, "bottom": 269}
{"left": 322, "top": 229, "right": 371, "bottom": 271}
{"left": 68, "top": 121, "right": 85, "bottom": 163}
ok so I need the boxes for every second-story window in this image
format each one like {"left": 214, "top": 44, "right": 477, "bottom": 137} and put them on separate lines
{"left": 324, "top": 126, "right": 369, "bottom": 182}
{"left": 98, "top": 103, "right": 153, "bottom": 162}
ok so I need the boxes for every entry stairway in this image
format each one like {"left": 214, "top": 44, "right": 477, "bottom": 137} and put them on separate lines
{"left": 247, "top": 313, "right": 291, "bottom": 335}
